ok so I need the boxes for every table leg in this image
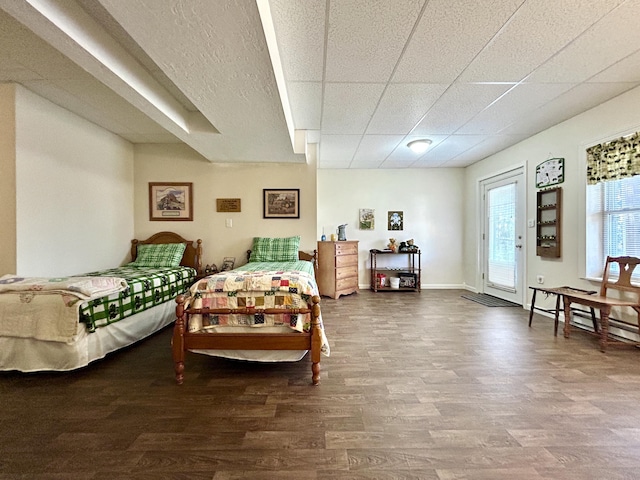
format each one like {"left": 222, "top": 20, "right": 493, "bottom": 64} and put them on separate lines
{"left": 528, "top": 289, "right": 537, "bottom": 327}
{"left": 563, "top": 296, "right": 572, "bottom": 338}
{"left": 553, "top": 294, "right": 562, "bottom": 336}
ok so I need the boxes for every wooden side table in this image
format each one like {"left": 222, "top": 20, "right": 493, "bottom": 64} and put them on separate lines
{"left": 529, "top": 286, "right": 597, "bottom": 336}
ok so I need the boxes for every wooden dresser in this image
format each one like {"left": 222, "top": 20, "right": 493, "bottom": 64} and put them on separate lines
{"left": 316, "top": 240, "right": 359, "bottom": 299}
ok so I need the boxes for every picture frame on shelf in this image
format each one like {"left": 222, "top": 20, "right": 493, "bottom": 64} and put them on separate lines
{"left": 263, "top": 189, "right": 300, "bottom": 219}
{"left": 149, "top": 182, "right": 193, "bottom": 221}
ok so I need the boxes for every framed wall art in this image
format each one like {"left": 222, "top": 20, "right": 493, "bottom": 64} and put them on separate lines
{"left": 263, "top": 189, "right": 300, "bottom": 219}
{"left": 149, "top": 182, "right": 193, "bottom": 221}
{"left": 359, "top": 208, "right": 375, "bottom": 230}
{"left": 388, "top": 211, "right": 403, "bottom": 231}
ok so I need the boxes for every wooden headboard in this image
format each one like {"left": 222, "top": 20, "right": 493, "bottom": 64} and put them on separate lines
{"left": 131, "top": 231, "right": 202, "bottom": 273}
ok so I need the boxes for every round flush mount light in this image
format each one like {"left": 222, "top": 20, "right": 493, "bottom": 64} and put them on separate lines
{"left": 407, "top": 139, "right": 432, "bottom": 153}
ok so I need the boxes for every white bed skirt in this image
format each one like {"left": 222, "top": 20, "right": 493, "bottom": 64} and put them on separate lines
{"left": 189, "top": 325, "right": 308, "bottom": 362}
{"left": 0, "top": 301, "right": 175, "bottom": 372}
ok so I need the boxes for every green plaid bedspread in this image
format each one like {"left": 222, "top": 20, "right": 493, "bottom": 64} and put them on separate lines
{"left": 80, "top": 265, "right": 195, "bottom": 332}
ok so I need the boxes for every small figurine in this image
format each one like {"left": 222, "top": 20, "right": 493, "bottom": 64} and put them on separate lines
{"left": 387, "top": 238, "right": 397, "bottom": 253}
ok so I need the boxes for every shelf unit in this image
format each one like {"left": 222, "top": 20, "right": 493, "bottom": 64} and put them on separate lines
{"left": 369, "top": 249, "right": 421, "bottom": 292}
{"left": 536, "top": 186, "right": 562, "bottom": 258}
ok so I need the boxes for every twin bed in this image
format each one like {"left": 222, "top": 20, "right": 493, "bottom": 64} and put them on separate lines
{"left": 173, "top": 236, "right": 329, "bottom": 385}
{"left": 0, "top": 232, "right": 201, "bottom": 372}
{"left": 0, "top": 233, "right": 328, "bottom": 385}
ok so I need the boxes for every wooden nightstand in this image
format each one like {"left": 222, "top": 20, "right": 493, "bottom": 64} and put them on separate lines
{"left": 316, "top": 240, "right": 359, "bottom": 299}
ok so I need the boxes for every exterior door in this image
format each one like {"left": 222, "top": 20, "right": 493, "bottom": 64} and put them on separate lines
{"left": 481, "top": 168, "right": 525, "bottom": 305}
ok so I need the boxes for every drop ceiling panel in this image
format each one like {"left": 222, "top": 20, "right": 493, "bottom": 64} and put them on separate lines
{"left": 287, "top": 81, "right": 322, "bottom": 130}
{"left": 500, "top": 82, "right": 640, "bottom": 136}
{"left": 392, "top": 0, "right": 525, "bottom": 83}
{"left": 457, "top": 83, "right": 575, "bottom": 135}
{"left": 268, "top": 0, "right": 325, "bottom": 82}
{"left": 352, "top": 134, "right": 404, "bottom": 166}
{"left": 526, "top": 1, "right": 640, "bottom": 83}
{"left": 446, "top": 134, "right": 530, "bottom": 166}
{"left": 322, "top": 82, "right": 385, "bottom": 134}
{"left": 590, "top": 50, "right": 640, "bottom": 83}
{"left": 366, "top": 83, "right": 448, "bottom": 134}
{"left": 318, "top": 134, "right": 361, "bottom": 166}
{"left": 413, "top": 135, "right": 489, "bottom": 167}
{"left": 458, "top": 0, "right": 626, "bottom": 83}
{"left": 412, "top": 83, "right": 514, "bottom": 135}
{"left": 324, "top": 0, "right": 423, "bottom": 82}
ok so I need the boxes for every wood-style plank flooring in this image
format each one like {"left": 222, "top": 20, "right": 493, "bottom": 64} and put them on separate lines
{"left": 2, "top": 289, "right": 640, "bottom": 479}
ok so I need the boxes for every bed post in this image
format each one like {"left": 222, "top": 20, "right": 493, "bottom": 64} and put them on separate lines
{"left": 173, "top": 295, "right": 187, "bottom": 385}
{"left": 195, "top": 239, "right": 203, "bottom": 274}
{"left": 310, "top": 295, "right": 322, "bottom": 385}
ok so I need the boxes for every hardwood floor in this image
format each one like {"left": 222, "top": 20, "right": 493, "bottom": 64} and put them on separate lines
{"left": 2, "top": 289, "right": 640, "bottom": 479}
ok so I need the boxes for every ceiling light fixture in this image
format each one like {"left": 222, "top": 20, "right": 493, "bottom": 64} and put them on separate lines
{"left": 407, "top": 139, "right": 432, "bottom": 153}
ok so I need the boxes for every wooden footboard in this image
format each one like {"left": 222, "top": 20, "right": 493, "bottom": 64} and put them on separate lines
{"left": 173, "top": 295, "right": 322, "bottom": 386}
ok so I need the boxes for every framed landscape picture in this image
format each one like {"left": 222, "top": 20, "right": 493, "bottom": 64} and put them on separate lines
{"left": 149, "top": 182, "right": 193, "bottom": 221}
{"left": 263, "top": 189, "right": 300, "bottom": 219}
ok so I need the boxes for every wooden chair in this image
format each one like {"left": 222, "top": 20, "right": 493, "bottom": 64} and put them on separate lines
{"left": 562, "top": 256, "right": 640, "bottom": 352}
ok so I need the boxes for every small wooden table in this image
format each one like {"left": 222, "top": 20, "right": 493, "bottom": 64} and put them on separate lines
{"left": 529, "top": 286, "right": 597, "bottom": 336}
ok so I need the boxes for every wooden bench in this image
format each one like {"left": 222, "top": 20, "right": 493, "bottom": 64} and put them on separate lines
{"left": 562, "top": 256, "right": 640, "bottom": 352}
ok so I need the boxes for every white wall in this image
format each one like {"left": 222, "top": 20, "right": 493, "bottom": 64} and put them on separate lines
{"left": 317, "top": 168, "right": 465, "bottom": 288}
{"left": 0, "top": 85, "right": 17, "bottom": 275}
{"left": 14, "top": 85, "right": 134, "bottom": 276}
{"left": 464, "top": 85, "right": 640, "bottom": 310}
{"left": 133, "top": 143, "right": 318, "bottom": 270}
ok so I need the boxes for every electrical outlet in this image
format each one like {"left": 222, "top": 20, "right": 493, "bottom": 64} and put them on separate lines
{"left": 225, "top": 218, "right": 232, "bottom": 228}
{"left": 528, "top": 219, "right": 536, "bottom": 228}
{"left": 536, "top": 275, "right": 544, "bottom": 284}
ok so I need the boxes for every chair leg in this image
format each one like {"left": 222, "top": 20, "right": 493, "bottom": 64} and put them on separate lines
{"left": 599, "top": 307, "right": 611, "bottom": 352}
{"left": 590, "top": 307, "right": 598, "bottom": 332}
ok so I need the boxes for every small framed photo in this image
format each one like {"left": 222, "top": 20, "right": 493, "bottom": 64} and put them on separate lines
{"left": 149, "top": 182, "right": 193, "bottom": 221}
{"left": 221, "top": 257, "right": 236, "bottom": 272}
{"left": 359, "top": 208, "right": 375, "bottom": 230}
{"left": 263, "top": 189, "right": 300, "bottom": 219}
{"left": 388, "top": 211, "right": 403, "bottom": 231}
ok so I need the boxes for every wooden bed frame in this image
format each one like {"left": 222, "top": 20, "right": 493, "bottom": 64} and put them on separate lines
{"left": 172, "top": 250, "right": 323, "bottom": 385}
{"left": 131, "top": 231, "right": 203, "bottom": 272}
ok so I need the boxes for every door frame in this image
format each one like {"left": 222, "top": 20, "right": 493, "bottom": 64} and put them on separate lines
{"left": 476, "top": 165, "right": 527, "bottom": 306}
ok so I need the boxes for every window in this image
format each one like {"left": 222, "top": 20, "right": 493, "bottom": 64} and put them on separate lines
{"left": 586, "top": 175, "right": 640, "bottom": 280}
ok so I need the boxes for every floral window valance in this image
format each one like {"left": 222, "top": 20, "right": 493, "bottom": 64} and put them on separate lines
{"left": 586, "top": 132, "right": 640, "bottom": 185}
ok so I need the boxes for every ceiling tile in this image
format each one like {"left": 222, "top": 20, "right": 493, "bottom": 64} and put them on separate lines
{"left": 366, "top": 83, "right": 448, "bottom": 134}
{"left": 458, "top": 0, "right": 627, "bottom": 82}
{"left": 412, "top": 135, "right": 489, "bottom": 167}
{"left": 318, "top": 134, "right": 361, "bottom": 166}
{"left": 457, "top": 83, "right": 575, "bottom": 135}
{"left": 268, "top": 0, "right": 325, "bottom": 82}
{"left": 413, "top": 83, "right": 514, "bottom": 135}
{"left": 589, "top": 50, "right": 640, "bottom": 83}
{"left": 352, "top": 134, "right": 405, "bottom": 166}
{"left": 322, "top": 82, "right": 385, "bottom": 134}
{"left": 287, "top": 81, "right": 322, "bottom": 130}
{"left": 325, "top": 0, "right": 424, "bottom": 82}
{"left": 526, "top": 1, "right": 640, "bottom": 83}
{"left": 444, "top": 134, "right": 530, "bottom": 166}
{"left": 393, "top": 0, "right": 525, "bottom": 83}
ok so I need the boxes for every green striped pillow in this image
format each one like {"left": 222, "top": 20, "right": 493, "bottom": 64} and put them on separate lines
{"left": 249, "top": 236, "right": 300, "bottom": 262}
{"left": 132, "top": 243, "right": 186, "bottom": 267}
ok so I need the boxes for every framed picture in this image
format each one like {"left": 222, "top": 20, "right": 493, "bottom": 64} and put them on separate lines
{"left": 263, "top": 189, "right": 300, "bottom": 219}
{"left": 359, "top": 208, "right": 375, "bottom": 230}
{"left": 388, "top": 211, "right": 403, "bottom": 231}
{"left": 221, "top": 257, "right": 236, "bottom": 272}
{"left": 149, "top": 182, "right": 193, "bottom": 221}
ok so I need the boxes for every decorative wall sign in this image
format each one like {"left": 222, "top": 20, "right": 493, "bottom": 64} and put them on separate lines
{"left": 263, "top": 189, "right": 300, "bottom": 219}
{"left": 359, "top": 208, "right": 375, "bottom": 230}
{"left": 216, "top": 198, "right": 241, "bottom": 212}
{"left": 388, "top": 211, "right": 403, "bottom": 231}
{"left": 149, "top": 182, "right": 193, "bottom": 221}
{"left": 535, "top": 157, "right": 565, "bottom": 188}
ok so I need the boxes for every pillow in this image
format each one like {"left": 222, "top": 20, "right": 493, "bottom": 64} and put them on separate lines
{"left": 131, "top": 242, "right": 186, "bottom": 267}
{"left": 249, "top": 236, "right": 300, "bottom": 262}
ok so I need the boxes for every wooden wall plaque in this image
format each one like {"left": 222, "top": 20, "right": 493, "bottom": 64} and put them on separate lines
{"left": 216, "top": 198, "right": 241, "bottom": 212}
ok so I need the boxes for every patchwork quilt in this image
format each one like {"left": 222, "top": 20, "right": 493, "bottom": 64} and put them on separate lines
{"left": 187, "top": 261, "right": 329, "bottom": 356}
